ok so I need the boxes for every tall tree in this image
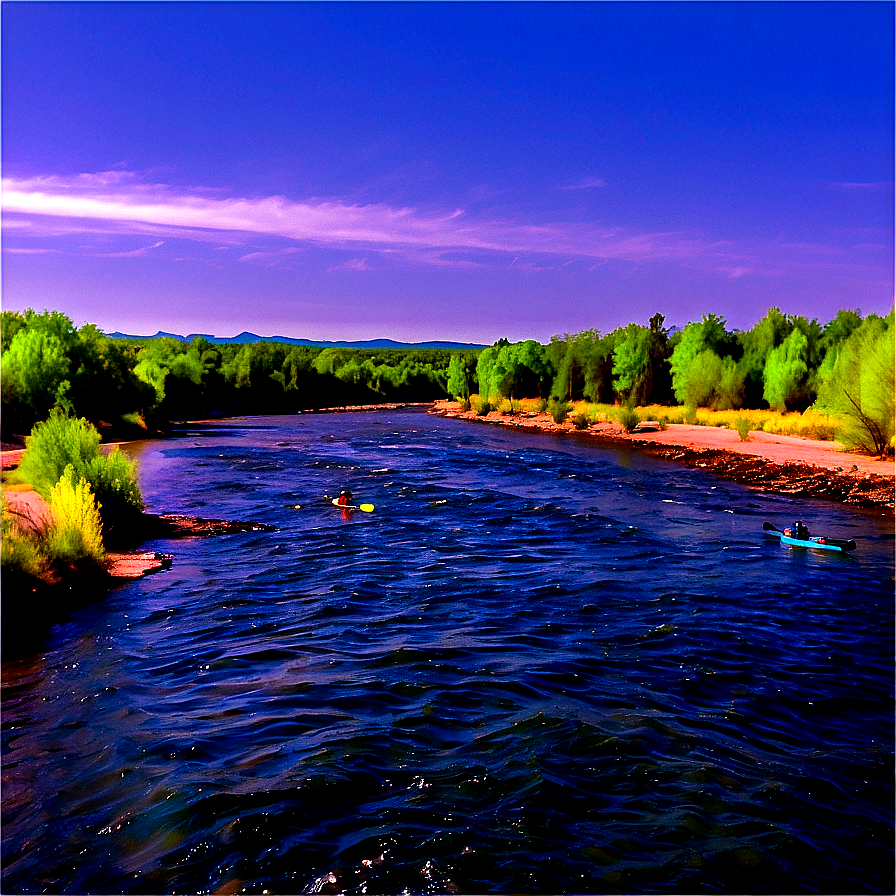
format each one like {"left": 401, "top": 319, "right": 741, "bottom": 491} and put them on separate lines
{"left": 446, "top": 352, "right": 479, "bottom": 400}
{"left": 763, "top": 329, "right": 810, "bottom": 411}
{"left": 1, "top": 312, "right": 76, "bottom": 430}
{"left": 738, "top": 307, "right": 793, "bottom": 407}
{"left": 815, "top": 312, "right": 895, "bottom": 456}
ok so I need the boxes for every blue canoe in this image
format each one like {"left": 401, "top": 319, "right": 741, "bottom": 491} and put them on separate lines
{"left": 764, "top": 522, "right": 856, "bottom": 553}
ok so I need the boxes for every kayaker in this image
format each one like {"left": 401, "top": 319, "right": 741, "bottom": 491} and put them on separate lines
{"left": 336, "top": 489, "right": 353, "bottom": 506}
{"left": 784, "top": 520, "right": 810, "bottom": 539}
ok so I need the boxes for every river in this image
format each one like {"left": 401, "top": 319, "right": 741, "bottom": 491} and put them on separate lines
{"left": 2, "top": 409, "right": 893, "bottom": 894}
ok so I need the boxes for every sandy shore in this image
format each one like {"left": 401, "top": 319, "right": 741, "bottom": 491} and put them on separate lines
{"left": 429, "top": 400, "right": 894, "bottom": 509}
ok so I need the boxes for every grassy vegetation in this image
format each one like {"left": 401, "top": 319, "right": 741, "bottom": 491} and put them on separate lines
{"left": 549, "top": 399, "right": 570, "bottom": 424}
{"left": 1, "top": 497, "right": 49, "bottom": 582}
{"left": 465, "top": 396, "right": 843, "bottom": 441}
{"left": 616, "top": 403, "right": 640, "bottom": 433}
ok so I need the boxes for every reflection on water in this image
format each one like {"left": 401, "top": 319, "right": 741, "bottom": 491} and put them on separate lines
{"left": 2, "top": 410, "right": 893, "bottom": 894}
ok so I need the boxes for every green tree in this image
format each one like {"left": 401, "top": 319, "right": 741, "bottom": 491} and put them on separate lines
{"left": 737, "top": 307, "right": 790, "bottom": 406}
{"left": 490, "top": 340, "right": 553, "bottom": 400}
{"left": 670, "top": 314, "right": 740, "bottom": 409}
{"left": 735, "top": 309, "right": 824, "bottom": 410}
{"left": 612, "top": 324, "right": 651, "bottom": 403}
{"left": 68, "top": 324, "right": 156, "bottom": 426}
{"left": 312, "top": 347, "right": 353, "bottom": 377}
{"left": 763, "top": 328, "right": 810, "bottom": 411}
{"left": 446, "top": 352, "right": 478, "bottom": 400}
{"left": 282, "top": 346, "right": 315, "bottom": 391}
{"left": 476, "top": 341, "right": 508, "bottom": 401}
{"left": 821, "top": 308, "right": 863, "bottom": 356}
{"left": 1, "top": 310, "right": 28, "bottom": 354}
{"left": 1, "top": 322, "right": 73, "bottom": 427}
{"left": 611, "top": 315, "right": 673, "bottom": 405}
{"left": 815, "top": 312, "right": 894, "bottom": 456}
{"left": 549, "top": 330, "right": 614, "bottom": 403}
{"left": 716, "top": 357, "right": 746, "bottom": 410}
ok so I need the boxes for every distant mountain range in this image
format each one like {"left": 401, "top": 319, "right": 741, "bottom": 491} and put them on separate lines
{"left": 104, "top": 330, "right": 487, "bottom": 350}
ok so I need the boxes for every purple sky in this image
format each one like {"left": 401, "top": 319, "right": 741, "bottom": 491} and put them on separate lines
{"left": 2, "top": 2, "right": 892, "bottom": 343}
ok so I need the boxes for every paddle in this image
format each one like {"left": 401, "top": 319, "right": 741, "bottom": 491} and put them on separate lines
{"left": 323, "top": 495, "right": 375, "bottom": 513}
{"left": 762, "top": 521, "right": 780, "bottom": 532}
{"left": 331, "top": 499, "right": 375, "bottom": 512}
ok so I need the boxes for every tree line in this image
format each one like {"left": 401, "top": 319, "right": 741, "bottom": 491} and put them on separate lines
{"left": 2, "top": 305, "right": 893, "bottom": 455}
{"left": 0, "top": 309, "right": 454, "bottom": 439}
{"left": 447, "top": 308, "right": 894, "bottom": 456}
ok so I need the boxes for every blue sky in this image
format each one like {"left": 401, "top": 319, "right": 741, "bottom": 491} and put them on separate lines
{"left": 2, "top": 2, "right": 892, "bottom": 343}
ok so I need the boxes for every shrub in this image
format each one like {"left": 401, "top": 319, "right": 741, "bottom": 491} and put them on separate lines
{"left": 572, "top": 412, "right": 590, "bottom": 430}
{"left": 734, "top": 417, "right": 752, "bottom": 441}
{"left": 81, "top": 449, "right": 143, "bottom": 530}
{"left": 617, "top": 404, "right": 640, "bottom": 433}
{"left": 534, "top": 398, "right": 548, "bottom": 414}
{"left": 684, "top": 405, "right": 699, "bottom": 425}
{"left": 475, "top": 398, "right": 492, "bottom": 416}
{"left": 658, "top": 416, "right": 668, "bottom": 431}
{"left": 0, "top": 502, "right": 48, "bottom": 582}
{"left": 18, "top": 409, "right": 101, "bottom": 498}
{"left": 549, "top": 399, "right": 570, "bottom": 424}
{"left": 45, "top": 466, "right": 106, "bottom": 566}
{"left": 18, "top": 410, "right": 143, "bottom": 531}
{"left": 458, "top": 397, "right": 471, "bottom": 412}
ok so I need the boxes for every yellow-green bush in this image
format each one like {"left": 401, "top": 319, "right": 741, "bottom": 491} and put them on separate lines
{"left": 734, "top": 417, "right": 752, "bottom": 441}
{"left": 45, "top": 467, "right": 105, "bottom": 566}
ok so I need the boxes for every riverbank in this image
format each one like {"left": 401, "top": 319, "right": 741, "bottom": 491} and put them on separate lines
{"left": 1, "top": 480, "right": 274, "bottom": 584}
{"left": 430, "top": 400, "right": 895, "bottom": 509}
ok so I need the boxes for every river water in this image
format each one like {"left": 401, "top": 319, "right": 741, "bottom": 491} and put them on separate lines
{"left": 2, "top": 409, "right": 893, "bottom": 894}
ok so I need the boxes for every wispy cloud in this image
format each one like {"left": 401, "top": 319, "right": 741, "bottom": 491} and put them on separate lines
{"left": 562, "top": 176, "right": 608, "bottom": 190}
{"left": 327, "top": 258, "right": 372, "bottom": 273}
{"left": 7, "top": 171, "right": 874, "bottom": 287}
{"left": 238, "top": 246, "right": 303, "bottom": 266}
{"left": 827, "top": 181, "right": 893, "bottom": 191}
{"left": 1, "top": 172, "right": 725, "bottom": 270}
{"left": 2, "top": 246, "right": 61, "bottom": 255}
{"left": 94, "top": 240, "right": 165, "bottom": 258}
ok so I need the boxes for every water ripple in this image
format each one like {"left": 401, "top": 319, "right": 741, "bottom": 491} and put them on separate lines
{"left": 2, "top": 411, "right": 892, "bottom": 894}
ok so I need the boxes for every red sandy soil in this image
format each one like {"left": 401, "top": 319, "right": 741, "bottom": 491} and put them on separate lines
{"left": 430, "top": 401, "right": 894, "bottom": 509}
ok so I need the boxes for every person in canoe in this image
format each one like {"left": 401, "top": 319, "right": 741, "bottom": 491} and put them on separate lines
{"left": 784, "top": 520, "right": 810, "bottom": 540}
{"left": 322, "top": 491, "right": 374, "bottom": 513}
